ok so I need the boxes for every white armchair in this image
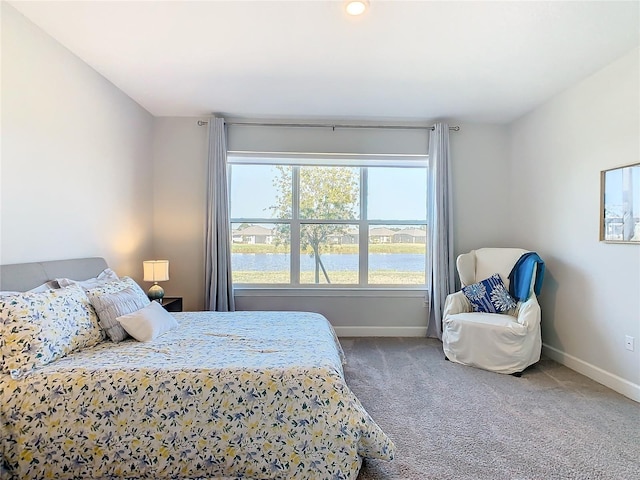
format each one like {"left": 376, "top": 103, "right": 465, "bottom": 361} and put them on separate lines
{"left": 442, "top": 248, "right": 542, "bottom": 375}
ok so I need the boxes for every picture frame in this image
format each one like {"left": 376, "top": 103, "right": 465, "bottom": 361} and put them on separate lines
{"left": 600, "top": 162, "right": 640, "bottom": 243}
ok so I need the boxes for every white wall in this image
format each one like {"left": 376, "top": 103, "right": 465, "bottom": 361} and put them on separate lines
{"left": 1, "top": 4, "right": 155, "bottom": 281}
{"left": 151, "top": 119, "right": 512, "bottom": 332}
{"left": 509, "top": 47, "right": 640, "bottom": 401}
{"left": 152, "top": 117, "right": 209, "bottom": 311}
{"left": 226, "top": 121, "right": 430, "bottom": 154}
{"left": 451, "top": 123, "right": 512, "bottom": 265}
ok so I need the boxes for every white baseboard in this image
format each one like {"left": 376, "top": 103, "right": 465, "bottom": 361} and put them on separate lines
{"left": 334, "top": 326, "right": 428, "bottom": 337}
{"left": 542, "top": 344, "right": 640, "bottom": 403}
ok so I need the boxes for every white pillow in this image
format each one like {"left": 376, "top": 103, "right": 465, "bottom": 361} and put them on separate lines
{"left": 116, "top": 301, "right": 178, "bottom": 342}
{"left": 57, "top": 268, "right": 119, "bottom": 289}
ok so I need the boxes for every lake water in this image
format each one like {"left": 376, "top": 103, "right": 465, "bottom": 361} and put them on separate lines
{"left": 232, "top": 253, "right": 425, "bottom": 272}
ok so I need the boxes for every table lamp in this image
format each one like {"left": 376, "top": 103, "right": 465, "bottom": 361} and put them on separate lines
{"left": 143, "top": 260, "right": 169, "bottom": 301}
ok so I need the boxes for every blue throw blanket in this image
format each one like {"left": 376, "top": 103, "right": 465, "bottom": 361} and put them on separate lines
{"left": 508, "top": 252, "right": 545, "bottom": 301}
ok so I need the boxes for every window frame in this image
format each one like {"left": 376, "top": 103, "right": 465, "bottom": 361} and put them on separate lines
{"left": 228, "top": 152, "right": 429, "bottom": 289}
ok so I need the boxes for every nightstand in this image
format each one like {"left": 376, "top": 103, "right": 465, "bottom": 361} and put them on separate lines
{"left": 159, "top": 296, "right": 183, "bottom": 312}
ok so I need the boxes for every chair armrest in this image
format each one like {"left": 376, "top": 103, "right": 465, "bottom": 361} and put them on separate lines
{"left": 443, "top": 291, "right": 471, "bottom": 321}
{"left": 516, "top": 294, "right": 541, "bottom": 330}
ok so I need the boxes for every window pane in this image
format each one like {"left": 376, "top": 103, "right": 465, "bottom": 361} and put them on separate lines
{"left": 231, "top": 223, "right": 290, "bottom": 284}
{"left": 230, "top": 165, "right": 292, "bottom": 219}
{"left": 367, "top": 167, "right": 427, "bottom": 220}
{"left": 368, "top": 225, "right": 426, "bottom": 285}
{"left": 300, "top": 224, "right": 358, "bottom": 284}
{"left": 229, "top": 157, "right": 430, "bottom": 287}
{"left": 299, "top": 166, "right": 360, "bottom": 220}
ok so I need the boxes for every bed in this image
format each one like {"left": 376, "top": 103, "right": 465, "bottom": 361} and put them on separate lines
{"left": 0, "top": 258, "right": 394, "bottom": 479}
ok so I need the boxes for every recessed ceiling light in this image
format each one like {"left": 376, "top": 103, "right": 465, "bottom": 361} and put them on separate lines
{"left": 345, "top": 0, "right": 368, "bottom": 16}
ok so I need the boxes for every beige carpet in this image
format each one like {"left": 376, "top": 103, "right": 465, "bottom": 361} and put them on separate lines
{"left": 341, "top": 337, "right": 640, "bottom": 480}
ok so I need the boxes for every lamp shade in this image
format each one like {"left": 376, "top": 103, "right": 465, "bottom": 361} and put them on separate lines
{"left": 345, "top": 0, "right": 368, "bottom": 15}
{"left": 143, "top": 260, "right": 169, "bottom": 283}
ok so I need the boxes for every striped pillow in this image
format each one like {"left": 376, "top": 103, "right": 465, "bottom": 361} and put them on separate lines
{"left": 88, "top": 286, "right": 150, "bottom": 342}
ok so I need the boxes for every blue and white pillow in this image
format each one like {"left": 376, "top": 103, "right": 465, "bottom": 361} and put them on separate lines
{"left": 0, "top": 284, "right": 104, "bottom": 379}
{"left": 462, "top": 273, "right": 517, "bottom": 314}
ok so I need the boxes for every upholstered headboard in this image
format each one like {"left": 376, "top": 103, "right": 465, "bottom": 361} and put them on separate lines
{"left": 0, "top": 257, "right": 108, "bottom": 292}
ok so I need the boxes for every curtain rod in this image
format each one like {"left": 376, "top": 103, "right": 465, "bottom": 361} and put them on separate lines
{"left": 196, "top": 120, "right": 459, "bottom": 131}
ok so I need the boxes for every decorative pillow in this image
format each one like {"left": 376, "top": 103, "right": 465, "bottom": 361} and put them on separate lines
{"left": 0, "top": 280, "right": 59, "bottom": 296}
{"left": 0, "top": 284, "right": 104, "bottom": 379}
{"left": 85, "top": 276, "right": 148, "bottom": 304}
{"left": 462, "top": 273, "right": 517, "bottom": 314}
{"left": 56, "top": 268, "right": 119, "bottom": 289}
{"left": 88, "top": 286, "right": 150, "bottom": 342}
{"left": 28, "top": 280, "right": 60, "bottom": 293}
{"left": 117, "top": 301, "right": 178, "bottom": 342}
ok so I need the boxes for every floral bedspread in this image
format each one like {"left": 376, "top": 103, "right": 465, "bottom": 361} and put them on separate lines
{"left": 0, "top": 311, "right": 394, "bottom": 479}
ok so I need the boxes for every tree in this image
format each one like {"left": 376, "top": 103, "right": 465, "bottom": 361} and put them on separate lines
{"left": 270, "top": 166, "right": 359, "bottom": 283}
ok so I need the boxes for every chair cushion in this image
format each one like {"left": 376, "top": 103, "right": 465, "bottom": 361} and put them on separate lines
{"left": 473, "top": 249, "right": 527, "bottom": 288}
{"left": 447, "top": 311, "right": 521, "bottom": 330}
{"left": 462, "top": 273, "right": 517, "bottom": 314}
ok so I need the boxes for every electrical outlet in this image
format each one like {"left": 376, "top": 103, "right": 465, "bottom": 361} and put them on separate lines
{"left": 625, "top": 336, "right": 635, "bottom": 352}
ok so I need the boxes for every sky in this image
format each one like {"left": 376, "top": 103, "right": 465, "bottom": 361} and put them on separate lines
{"left": 229, "top": 165, "right": 427, "bottom": 221}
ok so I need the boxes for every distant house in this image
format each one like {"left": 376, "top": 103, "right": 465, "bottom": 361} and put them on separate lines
{"left": 369, "top": 227, "right": 396, "bottom": 243}
{"left": 393, "top": 228, "right": 427, "bottom": 244}
{"left": 604, "top": 216, "right": 640, "bottom": 241}
{"left": 236, "top": 225, "right": 274, "bottom": 244}
{"left": 340, "top": 228, "right": 360, "bottom": 244}
{"left": 231, "top": 229, "right": 243, "bottom": 243}
{"left": 327, "top": 227, "right": 359, "bottom": 244}
{"left": 328, "top": 227, "right": 427, "bottom": 244}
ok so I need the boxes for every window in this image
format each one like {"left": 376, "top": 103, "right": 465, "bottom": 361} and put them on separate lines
{"left": 229, "top": 153, "right": 428, "bottom": 287}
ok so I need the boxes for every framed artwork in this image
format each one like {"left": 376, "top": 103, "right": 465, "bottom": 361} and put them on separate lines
{"left": 600, "top": 163, "right": 640, "bottom": 243}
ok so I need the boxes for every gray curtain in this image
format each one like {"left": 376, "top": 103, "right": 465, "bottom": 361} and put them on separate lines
{"left": 204, "top": 116, "right": 235, "bottom": 311}
{"left": 426, "top": 122, "right": 454, "bottom": 339}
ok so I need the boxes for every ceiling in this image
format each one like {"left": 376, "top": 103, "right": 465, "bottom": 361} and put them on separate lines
{"left": 9, "top": 0, "right": 640, "bottom": 124}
